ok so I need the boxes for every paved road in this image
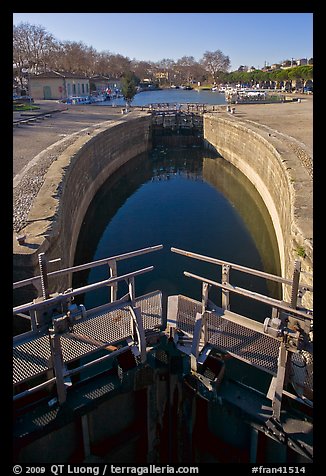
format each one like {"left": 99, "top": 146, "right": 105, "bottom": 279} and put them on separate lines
{"left": 232, "top": 94, "right": 312, "bottom": 153}
{"left": 13, "top": 100, "right": 136, "bottom": 178}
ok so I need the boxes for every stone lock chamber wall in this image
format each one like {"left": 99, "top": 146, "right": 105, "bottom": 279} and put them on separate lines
{"left": 203, "top": 114, "right": 313, "bottom": 306}
{"left": 13, "top": 112, "right": 312, "bottom": 308}
{"left": 13, "top": 114, "right": 152, "bottom": 300}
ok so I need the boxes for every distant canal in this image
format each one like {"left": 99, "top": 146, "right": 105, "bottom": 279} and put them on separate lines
{"left": 95, "top": 88, "right": 227, "bottom": 107}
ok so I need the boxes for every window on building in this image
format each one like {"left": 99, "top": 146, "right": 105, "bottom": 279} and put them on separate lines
{"left": 73, "top": 84, "right": 76, "bottom": 95}
{"left": 82, "top": 83, "right": 85, "bottom": 94}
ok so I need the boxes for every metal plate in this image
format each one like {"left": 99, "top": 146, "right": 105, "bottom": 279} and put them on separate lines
{"left": 290, "top": 351, "right": 313, "bottom": 398}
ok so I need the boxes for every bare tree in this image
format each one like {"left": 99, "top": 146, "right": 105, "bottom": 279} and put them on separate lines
{"left": 56, "top": 41, "right": 95, "bottom": 75}
{"left": 131, "top": 59, "right": 155, "bottom": 82}
{"left": 43, "top": 41, "right": 63, "bottom": 72}
{"left": 106, "top": 54, "right": 131, "bottom": 78}
{"left": 200, "top": 49, "right": 230, "bottom": 83}
{"left": 13, "top": 22, "right": 57, "bottom": 87}
{"left": 94, "top": 51, "right": 112, "bottom": 76}
{"left": 176, "top": 56, "right": 198, "bottom": 84}
{"left": 153, "top": 58, "right": 175, "bottom": 85}
{"left": 13, "top": 21, "right": 235, "bottom": 91}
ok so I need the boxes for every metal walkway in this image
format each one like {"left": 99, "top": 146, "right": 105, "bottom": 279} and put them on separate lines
{"left": 13, "top": 291, "right": 162, "bottom": 387}
{"left": 13, "top": 244, "right": 313, "bottom": 414}
{"left": 171, "top": 294, "right": 280, "bottom": 376}
{"left": 167, "top": 246, "right": 313, "bottom": 421}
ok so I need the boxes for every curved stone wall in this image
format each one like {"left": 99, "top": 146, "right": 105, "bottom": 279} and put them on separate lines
{"left": 13, "top": 112, "right": 312, "bottom": 309}
{"left": 203, "top": 114, "right": 313, "bottom": 305}
{"left": 13, "top": 114, "right": 152, "bottom": 299}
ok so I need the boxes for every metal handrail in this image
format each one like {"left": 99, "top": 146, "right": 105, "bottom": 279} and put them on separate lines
{"left": 13, "top": 246, "right": 165, "bottom": 405}
{"left": 171, "top": 247, "right": 313, "bottom": 292}
{"left": 13, "top": 267, "right": 153, "bottom": 315}
{"left": 13, "top": 244, "right": 163, "bottom": 290}
{"left": 184, "top": 271, "right": 312, "bottom": 320}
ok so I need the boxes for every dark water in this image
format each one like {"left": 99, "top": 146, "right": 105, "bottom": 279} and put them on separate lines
{"left": 74, "top": 147, "right": 281, "bottom": 319}
{"left": 73, "top": 146, "right": 281, "bottom": 391}
{"left": 96, "top": 88, "right": 227, "bottom": 107}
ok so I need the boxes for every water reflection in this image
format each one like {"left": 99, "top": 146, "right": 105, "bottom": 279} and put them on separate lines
{"left": 202, "top": 156, "right": 281, "bottom": 298}
{"left": 73, "top": 146, "right": 281, "bottom": 319}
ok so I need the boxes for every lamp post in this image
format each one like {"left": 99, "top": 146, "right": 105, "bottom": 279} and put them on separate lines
{"left": 28, "top": 67, "right": 32, "bottom": 110}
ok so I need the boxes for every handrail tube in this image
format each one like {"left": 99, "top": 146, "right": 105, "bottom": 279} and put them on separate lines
{"left": 13, "top": 266, "right": 154, "bottom": 315}
{"left": 13, "top": 377, "right": 56, "bottom": 401}
{"left": 13, "top": 346, "right": 133, "bottom": 401}
{"left": 172, "top": 247, "right": 313, "bottom": 291}
{"left": 65, "top": 344, "right": 132, "bottom": 378}
{"left": 184, "top": 271, "right": 313, "bottom": 319}
{"left": 13, "top": 244, "right": 163, "bottom": 289}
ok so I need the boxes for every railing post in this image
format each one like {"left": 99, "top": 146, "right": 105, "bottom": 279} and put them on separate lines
{"left": 291, "top": 260, "right": 301, "bottom": 309}
{"left": 130, "top": 305, "right": 147, "bottom": 363}
{"left": 272, "top": 342, "right": 288, "bottom": 420}
{"left": 49, "top": 330, "right": 67, "bottom": 404}
{"left": 109, "top": 259, "right": 118, "bottom": 302}
{"left": 201, "top": 282, "right": 209, "bottom": 314}
{"left": 128, "top": 276, "right": 136, "bottom": 306}
{"left": 29, "top": 309, "right": 38, "bottom": 331}
{"left": 221, "top": 264, "right": 230, "bottom": 310}
{"left": 201, "top": 282, "right": 209, "bottom": 346}
{"left": 191, "top": 312, "right": 204, "bottom": 372}
{"left": 38, "top": 252, "right": 49, "bottom": 300}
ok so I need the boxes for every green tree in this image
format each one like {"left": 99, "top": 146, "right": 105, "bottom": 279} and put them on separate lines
{"left": 121, "top": 71, "right": 139, "bottom": 108}
{"left": 288, "top": 66, "right": 313, "bottom": 91}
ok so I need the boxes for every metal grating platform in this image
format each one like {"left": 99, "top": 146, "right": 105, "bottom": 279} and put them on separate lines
{"left": 205, "top": 311, "right": 280, "bottom": 376}
{"left": 73, "top": 305, "right": 132, "bottom": 346}
{"left": 135, "top": 291, "right": 163, "bottom": 330}
{"left": 13, "top": 335, "right": 51, "bottom": 385}
{"left": 13, "top": 291, "right": 162, "bottom": 386}
{"left": 175, "top": 295, "right": 202, "bottom": 335}
{"left": 174, "top": 295, "right": 280, "bottom": 376}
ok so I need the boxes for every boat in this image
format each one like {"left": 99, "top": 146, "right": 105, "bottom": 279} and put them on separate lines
{"left": 65, "top": 96, "right": 91, "bottom": 105}
{"left": 89, "top": 93, "right": 107, "bottom": 103}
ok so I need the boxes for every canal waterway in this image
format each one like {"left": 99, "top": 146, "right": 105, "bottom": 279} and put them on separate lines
{"left": 96, "top": 88, "right": 227, "bottom": 107}
{"left": 74, "top": 146, "right": 281, "bottom": 319}
{"left": 73, "top": 145, "right": 281, "bottom": 392}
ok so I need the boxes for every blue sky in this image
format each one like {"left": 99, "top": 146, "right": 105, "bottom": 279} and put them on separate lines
{"left": 13, "top": 13, "right": 313, "bottom": 70}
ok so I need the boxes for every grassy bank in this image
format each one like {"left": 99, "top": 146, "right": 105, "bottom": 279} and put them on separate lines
{"left": 13, "top": 103, "right": 40, "bottom": 112}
